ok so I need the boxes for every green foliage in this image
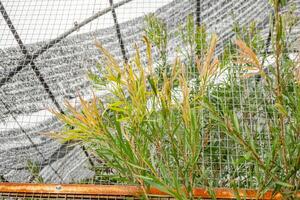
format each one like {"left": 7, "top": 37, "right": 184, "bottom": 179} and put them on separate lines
{"left": 144, "top": 14, "right": 168, "bottom": 55}
{"left": 177, "top": 15, "right": 209, "bottom": 79}
{"left": 144, "top": 14, "right": 169, "bottom": 80}
{"left": 53, "top": 4, "right": 299, "bottom": 199}
{"left": 200, "top": 1, "right": 300, "bottom": 198}
{"left": 53, "top": 31, "right": 220, "bottom": 199}
{"left": 178, "top": 15, "right": 207, "bottom": 57}
{"left": 27, "top": 160, "right": 44, "bottom": 183}
{"left": 233, "top": 21, "right": 265, "bottom": 52}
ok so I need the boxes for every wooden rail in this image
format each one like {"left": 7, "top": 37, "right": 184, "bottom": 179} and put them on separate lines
{"left": 0, "top": 183, "right": 299, "bottom": 199}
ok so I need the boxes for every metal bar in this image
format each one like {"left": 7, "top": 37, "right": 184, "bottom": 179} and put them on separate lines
{"left": 0, "top": 0, "right": 133, "bottom": 88}
{"left": 29, "top": 62, "right": 64, "bottom": 113}
{"left": 109, "top": 0, "right": 128, "bottom": 63}
{"left": 81, "top": 145, "right": 95, "bottom": 168}
{"left": 255, "top": 10, "right": 274, "bottom": 82}
{"left": 0, "top": 183, "right": 297, "bottom": 199}
{"left": 0, "top": 1, "right": 27, "bottom": 55}
{"left": 0, "top": 193, "right": 132, "bottom": 199}
{"left": 0, "top": 55, "right": 31, "bottom": 88}
{"left": 0, "top": 183, "right": 141, "bottom": 197}
{"left": 262, "top": 10, "right": 275, "bottom": 67}
{"left": 196, "top": 0, "right": 201, "bottom": 26}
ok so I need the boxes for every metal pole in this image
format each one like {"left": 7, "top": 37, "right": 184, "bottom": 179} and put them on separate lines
{"left": 196, "top": 0, "right": 201, "bottom": 26}
{"left": 0, "top": 183, "right": 293, "bottom": 199}
{"left": 109, "top": 0, "right": 128, "bottom": 63}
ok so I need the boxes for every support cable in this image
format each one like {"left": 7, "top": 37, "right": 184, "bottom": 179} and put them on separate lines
{"left": 109, "top": 0, "right": 128, "bottom": 63}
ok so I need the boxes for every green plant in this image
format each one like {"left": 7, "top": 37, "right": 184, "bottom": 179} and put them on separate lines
{"left": 52, "top": 32, "right": 221, "bottom": 199}
{"left": 177, "top": 15, "right": 208, "bottom": 73}
{"left": 52, "top": 3, "right": 299, "bottom": 199}
{"left": 144, "top": 14, "right": 169, "bottom": 80}
{"left": 201, "top": 1, "right": 300, "bottom": 198}
{"left": 27, "top": 160, "right": 44, "bottom": 183}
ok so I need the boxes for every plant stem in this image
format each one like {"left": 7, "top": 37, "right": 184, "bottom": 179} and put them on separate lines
{"left": 274, "top": 0, "right": 288, "bottom": 174}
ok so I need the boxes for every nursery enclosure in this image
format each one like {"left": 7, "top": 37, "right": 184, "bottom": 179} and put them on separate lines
{"left": 0, "top": 0, "right": 300, "bottom": 199}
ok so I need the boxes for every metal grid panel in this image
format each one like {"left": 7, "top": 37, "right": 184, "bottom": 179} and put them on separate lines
{"left": 0, "top": 0, "right": 178, "bottom": 184}
{"left": 0, "top": 0, "right": 299, "bottom": 191}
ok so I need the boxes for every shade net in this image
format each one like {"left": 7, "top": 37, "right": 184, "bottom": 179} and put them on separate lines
{"left": 0, "top": 0, "right": 299, "bottom": 194}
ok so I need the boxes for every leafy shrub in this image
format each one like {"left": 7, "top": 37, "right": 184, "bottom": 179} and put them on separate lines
{"left": 52, "top": 1, "right": 299, "bottom": 199}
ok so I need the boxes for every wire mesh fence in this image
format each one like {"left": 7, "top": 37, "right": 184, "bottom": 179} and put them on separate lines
{"left": 0, "top": 0, "right": 299, "bottom": 199}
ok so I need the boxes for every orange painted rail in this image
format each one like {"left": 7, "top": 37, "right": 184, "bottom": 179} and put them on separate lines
{"left": 0, "top": 183, "right": 299, "bottom": 199}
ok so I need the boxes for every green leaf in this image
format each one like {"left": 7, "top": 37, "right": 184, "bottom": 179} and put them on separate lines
{"left": 232, "top": 112, "right": 240, "bottom": 133}
{"left": 275, "top": 181, "right": 295, "bottom": 188}
{"left": 275, "top": 103, "right": 288, "bottom": 116}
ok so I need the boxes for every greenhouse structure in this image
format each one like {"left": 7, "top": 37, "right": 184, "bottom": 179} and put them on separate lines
{"left": 0, "top": 0, "right": 299, "bottom": 199}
